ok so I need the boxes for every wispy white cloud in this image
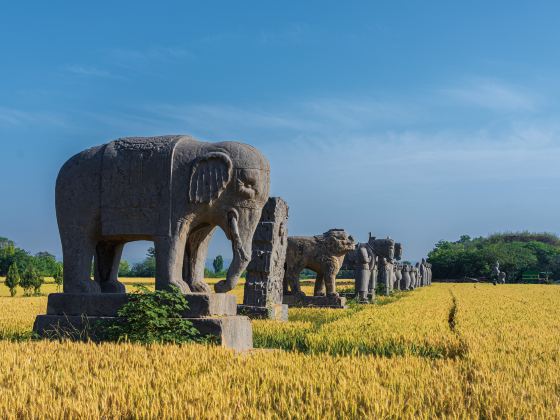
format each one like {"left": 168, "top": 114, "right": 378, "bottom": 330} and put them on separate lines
{"left": 0, "top": 107, "right": 66, "bottom": 127}
{"left": 109, "top": 46, "right": 194, "bottom": 64}
{"left": 442, "top": 79, "right": 538, "bottom": 112}
{"left": 66, "top": 65, "right": 119, "bottom": 79}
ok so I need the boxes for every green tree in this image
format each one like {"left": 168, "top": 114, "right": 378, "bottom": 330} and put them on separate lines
{"left": 4, "top": 263, "right": 21, "bottom": 297}
{"left": 33, "top": 252, "right": 59, "bottom": 276}
{"left": 20, "top": 265, "right": 37, "bottom": 296}
{"left": 213, "top": 255, "right": 224, "bottom": 274}
{"left": 32, "top": 271, "right": 44, "bottom": 296}
{"left": 428, "top": 232, "right": 560, "bottom": 282}
{"left": 131, "top": 257, "right": 156, "bottom": 277}
{"left": 119, "top": 260, "right": 132, "bottom": 277}
{"left": 0, "top": 237, "right": 32, "bottom": 276}
{"left": 53, "top": 262, "right": 63, "bottom": 292}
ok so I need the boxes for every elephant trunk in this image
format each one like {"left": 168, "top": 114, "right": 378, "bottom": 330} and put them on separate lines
{"left": 214, "top": 210, "right": 252, "bottom": 293}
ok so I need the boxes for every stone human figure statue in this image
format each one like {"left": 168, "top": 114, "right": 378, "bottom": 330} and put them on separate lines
{"left": 492, "top": 261, "right": 501, "bottom": 285}
{"left": 409, "top": 265, "right": 417, "bottom": 289}
{"left": 378, "top": 257, "right": 395, "bottom": 295}
{"left": 414, "top": 263, "right": 423, "bottom": 287}
{"left": 421, "top": 258, "right": 429, "bottom": 286}
{"left": 428, "top": 263, "right": 433, "bottom": 285}
{"left": 400, "top": 264, "right": 412, "bottom": 290}
{"left": 354, "top": 244, "right": 372, "bottom": 303}
{"left": 368, "top": 255, "right": 378, "bottom": 296}
{"left": 393, "top": 263, "right": 403, "bottom": 291}
{"left": 368, "top": 235, "right": 396, "bottom": 296}
{"left": 393, "top": 243, "right": 403, "bottom": 290}
{"left": 498, "top": 271, "right": 506, "bottom": 284}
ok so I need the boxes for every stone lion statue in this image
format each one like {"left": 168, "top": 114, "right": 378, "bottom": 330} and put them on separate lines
{"left": 283, "top": 229, "right": 355, "bottom": 298}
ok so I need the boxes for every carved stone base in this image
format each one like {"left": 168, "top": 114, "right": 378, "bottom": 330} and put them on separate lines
{"left": 33, "top": 293, "right": 252, "bottom": 351}
{"left": 340, "top": 292, "right": 375, "bottom": 301}
{"left": 282, "top": 294, "right": 347, "bottom": 309}
{"left": 237, "top": 303, "right": 288, "bottom": 321}
{"left": 45, "top": 293, "right": 237, "bottom": 317}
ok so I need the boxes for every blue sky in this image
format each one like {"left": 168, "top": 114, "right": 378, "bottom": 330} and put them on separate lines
{"left": 1, "top": 1, "right": 560, "bottom": 263}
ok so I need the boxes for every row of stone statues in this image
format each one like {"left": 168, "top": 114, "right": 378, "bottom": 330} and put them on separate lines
{"left": 341, "top": 233, "right": 432, "bottom": 303}
{"left": 238, "top": 200, "right": 433, "bottom": 312}
{"left": 36, "top": 137, "right": 435, "bottom": 348}
{"left": 276, "top": 227, "right": 432, "bottom": 308}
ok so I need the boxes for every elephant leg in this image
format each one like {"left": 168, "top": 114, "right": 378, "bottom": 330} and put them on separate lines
{"left": 183, "top": 225, "right": 215, "bottom": 293}
{"left": 61, "top": 231, "right": 100, "bottom": 293}
{"left": 283, "top": 267, "right": 290, "bottom": 295}
{"left": 285, "top": 265, "right": 305, "bottom": 298}
{"left": 154, "top": 236, "right": 191, "bottom": 293}
{"left": 314, "top": 272, "right": 326, "bottom": 296}
{"left": 94, "top": 241, "right": 126, "bottom": 293}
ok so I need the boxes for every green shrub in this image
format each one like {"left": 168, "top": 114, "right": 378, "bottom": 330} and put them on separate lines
{"left": 53, "top": 263, "right": 63, "bottom": 292}
{"left": 20, "top": 265, "right": 41, "bottom": 297}
{"left": 103, "top": 286, "right": 206, "bottom": 345}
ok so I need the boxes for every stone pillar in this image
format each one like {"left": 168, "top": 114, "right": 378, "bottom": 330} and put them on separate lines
{"left": 237, "top": 197, "right": 289, "bottom": 320}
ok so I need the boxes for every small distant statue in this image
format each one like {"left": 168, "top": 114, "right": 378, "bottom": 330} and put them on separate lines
{"left": 354, "top": 244, "right": 373, "bottom": 303}
{"left": 492, "top": 261, "right": 506, "bottom": 285}
{"left": 498, "top": 271, "right": 506, "bottom": 284}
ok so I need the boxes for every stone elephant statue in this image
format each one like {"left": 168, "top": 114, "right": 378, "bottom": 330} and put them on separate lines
{"left": 283, "top": 229, "right": 355, "bottom": 298}
{"left": 56, "top": 135, "right": 270, "bottom": 294}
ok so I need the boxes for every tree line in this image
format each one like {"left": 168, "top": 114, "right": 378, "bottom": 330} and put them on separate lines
{"left": 427, "top": 232, "right": 560, "bottom": 282}
{"left": 118, "top": 248, "right": 228, "bottom": 278}
{"left": 0, "top": 237, "right": 62, "bottom": 296}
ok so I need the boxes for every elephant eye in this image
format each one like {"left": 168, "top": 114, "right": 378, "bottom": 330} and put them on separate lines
{"left": 237, "top": 179, "right": 256, "bottom": 198}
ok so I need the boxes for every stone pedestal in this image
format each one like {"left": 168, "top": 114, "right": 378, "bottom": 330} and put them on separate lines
{"left": 33, "top": 293, "right": 253, "bottom": 351}
{"left": 237, "top": 303, "right": 288, "bottom": 320}
{"left": 239, "top": 197, "right": 289, "bottom": 320}
{"left": 282, "top": 294, "right": 347, "bottom": 309}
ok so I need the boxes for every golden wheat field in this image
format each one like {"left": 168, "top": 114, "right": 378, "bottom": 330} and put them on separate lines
{"left": 0, "top": 281, "right": 559, "bottom": 418}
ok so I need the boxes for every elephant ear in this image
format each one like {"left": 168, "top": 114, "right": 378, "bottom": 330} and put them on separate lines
{"left": 189, "top": 152, "right": 233, "bottom": 204}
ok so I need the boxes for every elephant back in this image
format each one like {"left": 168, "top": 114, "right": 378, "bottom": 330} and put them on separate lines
{"left": 101, "top": 136, "right": 192, "bottom": 236}
{"left": 369, "top": 238, "right": 395, "bottom": 260}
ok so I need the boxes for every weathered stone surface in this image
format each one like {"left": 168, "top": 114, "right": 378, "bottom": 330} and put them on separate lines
{"left": 46, "top": 293, "right": 237, "bottom": 317}
{"left": 33, "top": 315, "right": 253, "bottom": 351}
{"left": 283, "top": 229, "right": 355, "bottom": 301}
{"left": 237, "top": 303, "right": 288, "bottom": 321}
{"left": 283, "top": 294, "right": 347, "bottom": 309}
{"left": 401, "top": 264, "right": 412, "bottom": 290}
{"left": 242, "top": 197, "right": 289, "bottom": 318}
{"left": 56, "top": 135, "right": 270, "bottom": 295}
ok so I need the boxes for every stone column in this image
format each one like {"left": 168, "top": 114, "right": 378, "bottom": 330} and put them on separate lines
{"left": 238, "top": 197, "right": 289, "bottom": 320}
